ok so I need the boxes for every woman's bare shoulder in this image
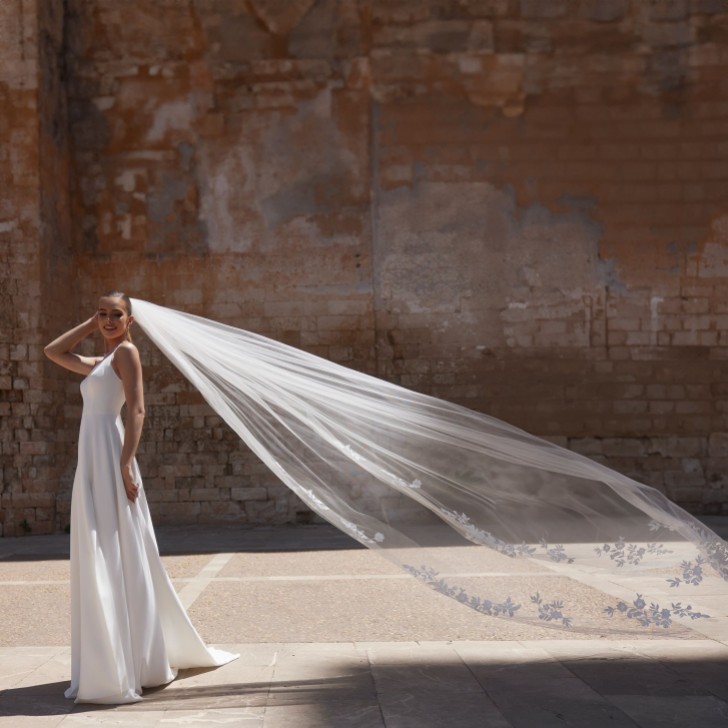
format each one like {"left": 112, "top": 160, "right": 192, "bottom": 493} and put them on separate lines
{"left": 113, "top": 342, "right": 142, "bottom": 370}
{"left": 115, "top": 341, "right": 139, "bottom": 355}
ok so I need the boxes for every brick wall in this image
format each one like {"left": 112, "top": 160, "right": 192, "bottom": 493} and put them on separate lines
{"left": 2, "top": 0, "right": 728, "bottom": 535}
{"left": 1, "top": 0, "right": 74, "bottom": 537}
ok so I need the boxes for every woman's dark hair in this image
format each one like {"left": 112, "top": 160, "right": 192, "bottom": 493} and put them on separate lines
{"left": 102, "top": 290, "right": 133, "bottom": 341}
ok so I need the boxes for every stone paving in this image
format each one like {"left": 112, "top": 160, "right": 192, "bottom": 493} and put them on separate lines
{"left": 1, "top": 522, "right": 728, "bottom": 727}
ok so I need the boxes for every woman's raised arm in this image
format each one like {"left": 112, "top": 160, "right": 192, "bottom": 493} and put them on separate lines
{"left": 44, "top": 316, "right": 101, "bottom": 375}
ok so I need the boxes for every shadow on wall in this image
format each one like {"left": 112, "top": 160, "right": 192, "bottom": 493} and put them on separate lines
{"left": 3, "top": 654, "right": 728, "bottom": 725}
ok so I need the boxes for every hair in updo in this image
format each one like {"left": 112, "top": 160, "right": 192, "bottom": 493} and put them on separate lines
{"left": 101, "top": 290, "right": 133, "bottom": 342}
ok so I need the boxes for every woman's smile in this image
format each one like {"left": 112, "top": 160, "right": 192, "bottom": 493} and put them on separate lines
{"left": 97, "top": 297, "right": 132, "bottom": 344}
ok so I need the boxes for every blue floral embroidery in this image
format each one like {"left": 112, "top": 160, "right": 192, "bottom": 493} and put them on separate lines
{"left": 594, "top": 538, "right": 671, "bottom": 567}
{"left": 404, "top": 565, "right": 576, "bottom": 626}
{"left": 442, "top": 510, "right": 537, "bottom": 558}
{"left": 667, "top": 557, "right": 705, "bottom": 588}
{"left": 605, "top": 594, "right": 709, "bottom": 628}
{"left": 539, "top": 540, "right": 575, "bottom": 564}
{"left": 441, "top": 510, "right": 577, "bottom": 563}
{"left": 690, "top": 526, "right": 728, "bottom": 581}
{"left": 650, "top": 521, "right": 728, "bottom": 582}
{"left": 648, "top": 519, "right": 678, "bottom": 533}
{"left": 647, "top": 542, "right": 673, "bottom": 556}
{"left": 530, "top": 592, "right": 573, "bottom": 627}
{"left": 403, "top": 565, "right": 522, "bottom": 617}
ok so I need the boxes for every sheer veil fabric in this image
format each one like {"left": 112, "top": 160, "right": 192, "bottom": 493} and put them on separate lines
{"left": 132, "top": 299, "right": 728, "bottom": 635}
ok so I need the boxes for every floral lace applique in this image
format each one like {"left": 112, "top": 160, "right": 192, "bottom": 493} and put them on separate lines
{"left": 441, "top": 509, "right": 578, "bottom": 563}
{"left": 605, "top": 594, "right": 709, "bottom": 628}
{"left": 340, "top": 444, "right": 363, "bottom": 463}
{"left": 442, "top": 510, "right": 539, "bottom": 558}
{"left": 383, "top": 471, "right": 424, "bottom": 490}
{"left": 333, "top": 516, "right": 384, "bottom": 546}
{"left": 539, "top": 540, "right": 575, "bottom": 564}
{"left": 404, "top": 565, "right": 574, "bottom": 626}
{"left": 404, "top": 564, "right": 521, "bottom": 617}
{"left": 689, "top": 526, "right": 728, "bottom": 581}
{"left": 648, "top": 519, "right": 678, "bottom": 533}
{"left": 299, "top": 487, "right": 330, "bottom": 512}
{"left": 651, "top": 521, "right": 728, "bottom": 582}
{"left": 531, "top": 592, "right": 572, "bottom": 627}
{"left": 594, "top": 538, "right": 671, "bottom": 567}
{"left": 667, "top": 557, "right": 705, "bottom": 588}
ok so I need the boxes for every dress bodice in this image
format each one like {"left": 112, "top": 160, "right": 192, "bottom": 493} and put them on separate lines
{"left": 80, "top": 353, "right": 125, "bottom": 416}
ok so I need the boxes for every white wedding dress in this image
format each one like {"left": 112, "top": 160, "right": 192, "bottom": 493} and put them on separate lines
{"left": 64, "top": 351, "right": 237, "bottom": 704}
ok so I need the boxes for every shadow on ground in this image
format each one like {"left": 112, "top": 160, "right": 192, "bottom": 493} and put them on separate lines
{"left": 0, "top": 524, "right": 363, "bottom": 562}
{"left": 2, "top": 656, "right": 728, "bottom": 727}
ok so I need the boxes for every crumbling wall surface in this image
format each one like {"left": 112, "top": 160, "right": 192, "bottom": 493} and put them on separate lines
{"left": 0, "top": 0, "right": 73, "bottom": 536}
{"left": 57, "top": 0, "right": 378, "bottom": 529}
{"left": 3, "top": 0, "right": 728, "bottom": 535}
{"left": 368, "top": 0, "right": 728, "bottom": 513}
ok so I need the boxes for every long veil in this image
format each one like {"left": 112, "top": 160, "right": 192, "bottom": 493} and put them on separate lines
{"left": 132, "top": 298, "right": 728, "bottom": 635}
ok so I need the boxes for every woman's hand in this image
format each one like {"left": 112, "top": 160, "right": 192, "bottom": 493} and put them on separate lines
{"left": 121, "top": 463, "right": 140, "bottom": 503}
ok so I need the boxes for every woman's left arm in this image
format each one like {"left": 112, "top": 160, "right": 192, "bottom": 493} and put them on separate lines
{"left": 115, "top": 344, "right": 146, "bottom": 503}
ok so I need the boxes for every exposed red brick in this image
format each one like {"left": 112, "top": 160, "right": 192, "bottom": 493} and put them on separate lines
{"left": 3, "top": 1, "right": 728, "bottom": 535}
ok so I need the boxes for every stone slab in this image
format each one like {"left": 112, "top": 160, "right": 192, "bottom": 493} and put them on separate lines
{"left": 1, "top": 524, "right": 728, "bottom": 727}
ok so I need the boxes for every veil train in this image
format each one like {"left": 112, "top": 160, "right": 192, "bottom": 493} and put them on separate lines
{"left": 132, "top": 298, "right": 728, "bottom": 634}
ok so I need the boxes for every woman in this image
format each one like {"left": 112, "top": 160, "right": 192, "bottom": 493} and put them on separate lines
{"left": 44, "top": 291, "right": 237, "bottom": 704}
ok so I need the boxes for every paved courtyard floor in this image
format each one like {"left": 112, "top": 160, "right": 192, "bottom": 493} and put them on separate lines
{"left": 1, "top": 521, "right": 728, "bottom": 727}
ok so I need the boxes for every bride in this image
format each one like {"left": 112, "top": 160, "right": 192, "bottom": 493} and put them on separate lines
{"left": 44, "top": 291, "right": 237, "bottom": 705}
{"left": 45, "top": 287, "right": 728, "bottom": 696}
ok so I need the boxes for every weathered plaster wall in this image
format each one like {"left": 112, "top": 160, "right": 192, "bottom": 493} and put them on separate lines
{"left": 0, "top": 0, "right": 73, "bottom": 536}
{"left": 366, "top": 0, "right": 728, "bottom": 514}
{"left": 2, "top": 0, "right": 728, "bottom": 535}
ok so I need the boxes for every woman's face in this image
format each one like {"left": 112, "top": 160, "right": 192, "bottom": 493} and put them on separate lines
{"left": 97, "top": 296, "right": 132, "bottom": 342}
